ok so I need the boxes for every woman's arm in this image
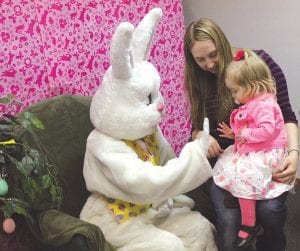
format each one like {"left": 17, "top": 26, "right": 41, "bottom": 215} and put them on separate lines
{"left": 273, "top": 123, "right": 299, "bottom": 183}
{"left": 256, "top": 50, "right": 297, "bottom": 123}
{"left": 256, "top": 50, "right": 299, "bottom": 183}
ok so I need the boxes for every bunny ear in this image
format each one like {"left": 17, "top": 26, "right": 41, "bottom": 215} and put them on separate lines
{"left": 132, "top": 8, "right": 162, "bottom": 63}
{"left": 110, "top": 22, "right": 134, "bottom": 79}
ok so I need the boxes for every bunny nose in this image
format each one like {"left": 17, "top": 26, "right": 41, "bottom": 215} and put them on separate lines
{"left": 157, "top": 103, "right": 164, "bottom": 112}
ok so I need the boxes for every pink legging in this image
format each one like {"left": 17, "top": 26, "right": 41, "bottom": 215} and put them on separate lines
{"left": 238, "top": 198, "right": 256, "bottom": 237}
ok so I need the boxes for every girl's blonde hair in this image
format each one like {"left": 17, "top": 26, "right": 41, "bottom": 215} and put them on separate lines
{"left": 184, "top": 18, "right": 233, "bottom": 129}
{"left": 226, "top": 49, "right": 276, "bottom": 98}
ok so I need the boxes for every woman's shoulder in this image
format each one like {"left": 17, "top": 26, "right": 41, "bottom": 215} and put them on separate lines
{"left": 253, "top": 49, "right": 271, "bottom": 60}
{"left": 233, "top": 48, "right": 272, "bottom": 62}
{"left": 253, "top": 49, "right": 280, "bottom": 71}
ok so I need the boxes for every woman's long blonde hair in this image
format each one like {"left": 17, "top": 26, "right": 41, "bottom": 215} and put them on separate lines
{"left": 226, "top": 49, "right": 276, "bottom": 98}
{"left": 184, "top": 18, "right": 233, "bottom": 129}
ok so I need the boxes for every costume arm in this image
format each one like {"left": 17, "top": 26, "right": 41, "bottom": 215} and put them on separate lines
{"left": 84, "top": 130, "right": 212, "bottom": 205}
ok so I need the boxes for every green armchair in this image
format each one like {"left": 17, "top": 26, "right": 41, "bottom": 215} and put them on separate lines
{"left": 12, "top": 95, "right": 114, "bottom": 251}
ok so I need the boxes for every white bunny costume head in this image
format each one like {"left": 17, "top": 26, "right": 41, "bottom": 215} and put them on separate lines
{"left": 90, "top": 8, "right": 164, "bottom": 140}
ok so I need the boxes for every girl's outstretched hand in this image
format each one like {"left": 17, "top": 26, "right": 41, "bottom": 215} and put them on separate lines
{"left": 217, "top": 122, "right": 235, "bottom": 139}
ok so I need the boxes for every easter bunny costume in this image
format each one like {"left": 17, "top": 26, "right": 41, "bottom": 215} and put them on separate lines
{"left": 80, "top": 8, "right": 217, "bottom": 251}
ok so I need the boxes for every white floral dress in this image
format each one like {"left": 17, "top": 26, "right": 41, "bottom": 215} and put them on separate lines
{"left": 213, "top": 145, "right": 293, "bottom": 200}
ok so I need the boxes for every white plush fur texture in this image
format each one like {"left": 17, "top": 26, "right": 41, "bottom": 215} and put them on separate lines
{"left": 80, "top": 8, "right": 217, "bottom": 250}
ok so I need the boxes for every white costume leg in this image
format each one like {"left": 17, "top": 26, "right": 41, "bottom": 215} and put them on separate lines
{"left": 155, "top": 207, "right": 218, "bottom": 251}
{"left": 80, "top": 194, "right": 185, "bottom": 251}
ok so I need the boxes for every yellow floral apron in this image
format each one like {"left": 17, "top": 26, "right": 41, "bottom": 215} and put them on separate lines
{"left": 102, "top": 132, "right": 160, "bottom": 223}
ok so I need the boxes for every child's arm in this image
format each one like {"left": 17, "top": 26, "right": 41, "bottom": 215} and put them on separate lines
{"left": 217, "top": 122, "right": 235, "bottom": 139}
{"left": 240, "top": 101, "right": 278, "bottom": 143}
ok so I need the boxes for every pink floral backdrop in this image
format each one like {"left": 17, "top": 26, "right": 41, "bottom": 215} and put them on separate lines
{"left": 0, "top": 0, "right": 191, "bottom": 154}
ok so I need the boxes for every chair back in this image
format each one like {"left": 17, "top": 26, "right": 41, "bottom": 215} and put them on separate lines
{"left": 17, "top": 95, "right": 93, "bottom": 217}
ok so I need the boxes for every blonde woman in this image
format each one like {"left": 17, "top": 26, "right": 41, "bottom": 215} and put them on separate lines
{"left": 184, "top": 18, "right": 298, "bottom": 251}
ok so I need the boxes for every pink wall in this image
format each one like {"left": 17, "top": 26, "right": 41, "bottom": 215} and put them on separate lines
{"left": 0, "top": 0, "right": 191, "bottom": 154}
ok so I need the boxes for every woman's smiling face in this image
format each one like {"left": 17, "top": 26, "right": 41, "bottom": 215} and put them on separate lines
{"left": 191, "top": 40, "right": 218, "bottom": 74}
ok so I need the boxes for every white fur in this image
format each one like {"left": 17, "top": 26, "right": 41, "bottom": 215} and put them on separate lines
{"left": 80, "top": 8, "right": 217, "bottom": 250}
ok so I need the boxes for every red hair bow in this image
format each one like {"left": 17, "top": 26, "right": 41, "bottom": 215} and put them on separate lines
{"left": 233, "top": 50, "right": 245, "bottom": 61}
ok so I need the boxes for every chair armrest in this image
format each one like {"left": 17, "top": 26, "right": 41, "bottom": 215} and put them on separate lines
{"left": 36, "top": 209, "right": 115, "bottom": 251}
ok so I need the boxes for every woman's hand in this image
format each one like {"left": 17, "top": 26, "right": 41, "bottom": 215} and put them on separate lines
{"left": 193, "top": 130, "right": 223, "bottom": 158}
{"left": 272, "top": 151, "right": 298, "bottom": 184}
{"left": 273, "top": 123, "right": 299, "bottom": 184}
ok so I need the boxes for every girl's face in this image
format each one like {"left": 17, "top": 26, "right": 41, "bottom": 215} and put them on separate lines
{"left": 225, "top": 77, "right": 249, "bottom": 104}
{"left": 191, "top": 40, "right": 218, "bottom": 74}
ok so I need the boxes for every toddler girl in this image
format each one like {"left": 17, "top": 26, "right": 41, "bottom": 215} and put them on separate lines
{"left": 213, "top": 49, "right": 294, "bottom": 249}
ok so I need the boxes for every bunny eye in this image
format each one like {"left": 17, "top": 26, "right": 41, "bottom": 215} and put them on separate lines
{"left": 147, "top": 94, "right": 152, "bottom": 105}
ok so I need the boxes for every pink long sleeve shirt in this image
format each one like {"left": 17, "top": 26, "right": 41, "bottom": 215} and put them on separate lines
{"left": 230, "top": 93, "right": 287, "bottom": 154}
